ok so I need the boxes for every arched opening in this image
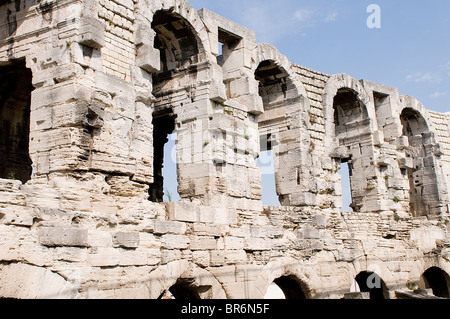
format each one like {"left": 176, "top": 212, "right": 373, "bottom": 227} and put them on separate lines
{"left": 158, "top": 279, "right": 201, "bottom": 300}
{"left": 400, "top": 108, "right": 437, "bottom": 217}
{"left": 152, "top": 10, "right": 200, "bottom": 73}
{"left": 0, "top": 60, "right": 33, "bottom": 183}
{"left": 264, "top": 276, "right": 308, "bottom": 299}
{"left": 420, "top": 267, "right": 450, "bottom": 298}
{"left": 333, "top": 88, "right": 371, "bottom": 212}
{"left": 255, "top": 60, "right": 290, "bottom": 206}
{"left": 354, "top": 271, "right": 389, "bottom": 299}
{"left": 150, "top": 10, "right": 203, "bottom": 203}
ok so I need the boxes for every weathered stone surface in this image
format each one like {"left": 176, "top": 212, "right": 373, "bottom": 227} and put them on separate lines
{"left": 38, "top": 226, "right": 89, "bottom": 248}
{"left": 112, "top": 232, "right": 140, "bottom": 249}
{"left": 0, "top": 0, "right": 448, "bottom": 300}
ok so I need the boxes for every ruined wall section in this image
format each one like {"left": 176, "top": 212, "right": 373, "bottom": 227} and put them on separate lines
{"left": 291, "top": 64, "right": 340, "bottom": 209}
{"left": 428, "top": 110, "right": 450, "bottom": 206}
{"left": 1, "top": 176, "right": 447, "bottom": 299}
{"left": 0, "top": 0, "right": 449, "bottom": 300}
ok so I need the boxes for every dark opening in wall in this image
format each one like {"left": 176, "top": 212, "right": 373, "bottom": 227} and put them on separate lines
{"left": 255, "top": 60, "right": 288, "bottom": 103}
{"left": 421, "top": 267, "right": 450, "bottom": 298}
{"left": 333, "top": 88, "right": 370, "bottom": 212}
{"left": 255, "top": 61, "right": 289, "bottom": 207}
{"left": 266, "top": 276, "right": 308, "bottom": 299}
{"left": 152, "top": 10, "right": 200, "bottom": 73}
{"left": 400, "top": 108, "right": 432, "bottom": 217}
{"left": 354, "top": 271, "right": 389, "bottom": 299}
{"left": 0, "top": 60, "right": 33, "bottom": 183}
{"left": 149, "top": 111, "right": 176, "bottom": 203}
{"left": 373, "top": 91, "right": 389, "bottom": 128}
{"left": 158, "top": 279, "right": 201, "bottom": 300}
{"left": 339, "top": 159, "right": 353, "bottom": 212}
{"left": 217, "top": 28, "right": 242, "bottom": 66}
{"left": 333, "top": 89, "right": 369, "bottom": 138}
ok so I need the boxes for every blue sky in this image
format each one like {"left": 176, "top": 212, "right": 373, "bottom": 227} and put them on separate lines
{"left": 164, "top": 1, "right": 450, "bottom": 207}
{"left": 189, "top": 0, "right": 450, "bottom": 114}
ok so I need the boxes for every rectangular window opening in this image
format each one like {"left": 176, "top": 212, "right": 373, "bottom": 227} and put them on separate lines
{"left": 339, "top": 159, "right": 353, "bottom": 212}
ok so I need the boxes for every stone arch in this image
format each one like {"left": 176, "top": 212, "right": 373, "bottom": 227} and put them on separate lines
{"left": 134, "top": 1, "right": 228, "bottom": 204}
{"left": 323, "top": 73, "right": 373, "bottom": 142}
{"left": 353, "top": 271, "right": 390, "bottom": 299}
{"left": 398, "top": 96, "right": 438, "bottom": 137}
{"left": 348, "top": 255, "right": 400, "bottom": 298}
{"left": 254, "top": 43, "right": 309, "bottom": 102}
{"left": 136, "top": 0, "right": 213, "bottom": 61}
{"left": 253, "top": 44, "right": 314, "bottom": 207}
{"left": 136, "top": 260, "right": 227, "bottom": 299}
{"left": 253, "top": 258, "right": 318, "bottom": 299}
{"left": 323, "top": 74, "right": 386, "bottom": 212}
{"left": 0, "top": 263, "right": 79, "bottom": 299}
{"left": 420, "top": 266, "right": 450, "bottom": 298}
{"left": 399, "top": 98, "right": 448, "bottom": 218}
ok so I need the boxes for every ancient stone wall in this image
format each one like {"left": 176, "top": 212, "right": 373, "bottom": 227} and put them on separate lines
{"left": 0, "top": 0, "right": 449, "bottom": 299}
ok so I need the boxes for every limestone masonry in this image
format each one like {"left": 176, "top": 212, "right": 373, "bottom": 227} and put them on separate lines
{"left": 0, "top": 0, "right": 449, "bottom": 299}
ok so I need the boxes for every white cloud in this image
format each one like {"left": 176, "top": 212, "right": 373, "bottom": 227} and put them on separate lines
{"left": 406, "top": 72, "right": 442, "bottom": 83}
{"left": 446, "top": 62, "right": 450, "bottom": 76}
{"left": 430, "top": 91, "right": 447, "bottom": 99}
{"left": 294, "top": 9, "right": 314, "bottom": 23}
{"left": 325, "top": 12, "right": 339, "bottom": 22}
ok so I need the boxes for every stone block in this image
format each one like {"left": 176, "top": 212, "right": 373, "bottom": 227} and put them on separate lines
{"left": 372, "top": 130, "right": 384, "bottom": 146}
{"left": 38, "top": 226, "right": 89, "bottom": 247}
{"left": 209, "top": 79, "right": 227, "bottom": 103}
{"left": 112, "top": 231, "right": 140, "bottom": 248}
{"left": 1, "top": 206, "right": 35, "bottom": 227}
{"left": 398, "top": 157, "right": 414, "bottom": 169}
{"left": 209, "top": 250, "right": 226, "bottom": 266}
{"left": 88, "top": 247, "right": 120, "bottom": 267}
{"left": 224, "top": 250, "right": 247, "bottom": 264}
{"left": 136, "top": 44, "right": 161, "bottom": 73}
{"left": 153, "top": 220, "right": 187, "bottom": 235}
{"left": 397, "top": 136, "right": 409, "bottom": 149}
{"left": 229, "top": 77, "right": 258, "bottom": 98}
{"left": 330, "top": 146, "right": 350, "bottom": 159}
{"left": 135, "top": 21, "right": 155, "bottom": 47}
{"left": 244, "top": 238, "right": 271, "bottom": 251}
{"left": 224, "top": 236, "right": 244, "bottom": 250}
{"left": 166, "top": 202, "right": 200, "bottom": 223}
{"left": 190, "top": 236, "right": 217, "bottom": 250}
{"left": 251, "top": 226, "right": 284, "bottom": 239}
{"left": 161, "top": 234, "right": 189, "bottom": 250}
{"left": 78, "top": 17, "right": 106, "bottom": 49}
{"left": 298, "top": 224, "right": 321, "bottom": 239}
{"left": 234, "top": 94, "right": 264, "bottom": 115}
{"left": 192, "top": 251, "right": 210, "bottom": 267}
{"left": 214, "top": 207, "right": 238, "bottom": 225}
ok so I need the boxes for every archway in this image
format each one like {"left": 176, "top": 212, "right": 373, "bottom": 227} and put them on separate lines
{"left": 354, "top": 271, "right": 389, "bottom": 299}
{"left": 333, "top": 88, "right": 371, "bottom": 212}
{"left": 264, "top": 276, "right": 308, "bottom": 299}
{"left": 255, "top": 60, "right": 289, "bottom": 206}
{"left": 142, "top": 261, "right": 227, "bottom": 299}
{"left": 254, "top": 56, "right": 312, "bottom": 207}
{"left": 158, "top": 279, "right": 201, "bottom": 300}
{"left": 149, "top": 9, "right": 204, "bottom": 203}
{"left": 400, "top": 107, "right": 438, "bottom": 217}
{"left": 0, "top": 60, "right": 33, "bottom": 183}
{"left": 254, "top": 257, "right": 316, "bottom": 299}
{"left": 420, "top": 267, "right": 450, "bottom": 298}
